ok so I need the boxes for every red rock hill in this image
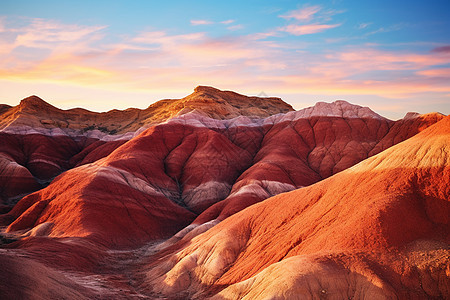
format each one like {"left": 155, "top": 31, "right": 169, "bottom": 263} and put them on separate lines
{"left": 1, "top": 99, "right": 443, "bottom": 248}
{"left": 141, "top": 116, "right": 450, "bottom": 299}
{"left": 0, "top": 88, "right": 447, "bottom": 299}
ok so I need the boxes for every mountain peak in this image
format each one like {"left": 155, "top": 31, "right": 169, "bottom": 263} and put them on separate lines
{"left": 404, "top": 112, "right": 421, "bottom": 119}
{"left": 403, "top": 111, "right": 446, "bottom": 120}
{"left": 19, "top": 95, "right": 58, "bottom": 111}
{"left": 297, "top": 100, "right": 387, "bottom": 120}
{"left": 194, "top": 85, "right": 221, "bottom": 94}
{"left": 180, "top": 86, "right": 294, "bottom": 119}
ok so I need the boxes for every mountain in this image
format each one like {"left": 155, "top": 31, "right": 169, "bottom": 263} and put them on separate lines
{"left": 0, "top": 87, "right": 448, "bottom": 299}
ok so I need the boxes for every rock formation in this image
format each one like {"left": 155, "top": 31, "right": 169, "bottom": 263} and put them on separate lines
{"left": 1, "top": 98, "right": 444, "bottom": 247}
{"left": 0, "top": 87, "right": 448, "bottom": 299}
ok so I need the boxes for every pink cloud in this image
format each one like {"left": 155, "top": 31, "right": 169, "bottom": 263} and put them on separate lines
{"left": 280, "top": 6, "right": 321, "bottom": 22}
{"left": 431, "top": 45, "right": 450, "bottom": 54}
{"left": 191, "top": 19, "right": 236, "bottom": 26}
{"left": 227, "top": 24, "right": 244, "bottom": 31}
{"left": 245, "top": 59, "right": 286, "bottom": 71}
{"left": 190, "top": 20, "right": 213, "bottom": 26}
{"left": 177, "top": 37, "right": 271, "bottom": 63}
{"left": 260, "top": 74, "right": 450, "bottom": 98}
{"left": 132, "top": 31, "right": 205, "bottom": 45}
{"left": 329, "top": 49, "right": 450, "bottom": 71}
{"left": 0, "top": 16, "right": 449, "bottom": 109}
{"left": 221, "top": 20, "right": 235, "bottom": 25}
{"left": 279, "top": 23, "right": 341, "bottom": 35}
{"left": 249, "top": 31, "right": 280, "bottom": 40}
{"left": 11, "top": 18, "right": 106, "bottom": 48}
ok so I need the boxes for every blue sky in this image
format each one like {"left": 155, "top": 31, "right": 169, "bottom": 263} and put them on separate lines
{"left": 1, "top": 0, "right": 449, "bottom": 119}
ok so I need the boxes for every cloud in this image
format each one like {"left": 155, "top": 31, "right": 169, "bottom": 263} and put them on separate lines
{"left": 190, "top": 19, "right": 240, "bottom": 29}
{"left": 327, "top": 48, "right": 450, "bottom": 71}
{"left": 365, "top": 23, "right": 407, "bottom": 36}
{"left": 261, "top": 73, "right": 450, "bottom": 99}
{"left": 279, "top": 5, "right": 321, "bottom": 22}
{"left": 0, "top": 17, "right": 281, "bottom": 90}
{"left": 227, "top": 24, "right": 244, "bottom": 31}
{"left": 176, "top": 36, "right": 272, "bottom": 63}
{"left": 279, "top": 23, "right": 341, "bottom": 35}
{"left": 132, "top": 31, "right": 205, "bottom": 45}
{"left": 245, "top": 59, "right": 286, "bottom": 71}
{"left": 190, "top": 20, "right": 213, "bottom": 26}
{"left": 358, "top": 23, "right": 372, "bottom": 29}
{"left": 417, "top": 68, "right": 450, "bottom": 78}
{"left": 277, "top": 5, "right": 343, "bottom": 36}
{"left": 431, "top": 45, "right": 450, "bottom": 54}
{"left": 1, "top": 16, "right": 449, "bottom": 111}
{"left": 0, "top": 16, "right": 6, "bottom": 33}
{"left": 0, "top": 17, "right": 107, "bottom": 75}
{"left": 9, "top": 18, "right": 106, "bottom": 49}
{"left": 221, "top": 20, "right": 235, "bottom": 25}
{"left": 249, "top": 31, "right": 280, "bottom": 40}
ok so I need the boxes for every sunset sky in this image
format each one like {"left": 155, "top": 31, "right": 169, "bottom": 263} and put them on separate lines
{"left": 1, "top": 0, "right": 449, "bottom": 119}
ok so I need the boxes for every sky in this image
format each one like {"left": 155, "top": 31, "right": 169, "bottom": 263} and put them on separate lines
{"left": 1, "top": 0, "right": 449, "bottom": 120}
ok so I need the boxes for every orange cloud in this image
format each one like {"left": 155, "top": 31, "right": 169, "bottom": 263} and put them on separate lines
{"left": 417, "top": 68, "right": 450, "bottom": 78}
{"left": 319, "top": 48, "right": 450, "bottom": 76}
{"left": 261, "top": 74, "right": 450, "bottom": 99}
{"left": 178, "top": 38, "right": 270, "bottom": 63}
